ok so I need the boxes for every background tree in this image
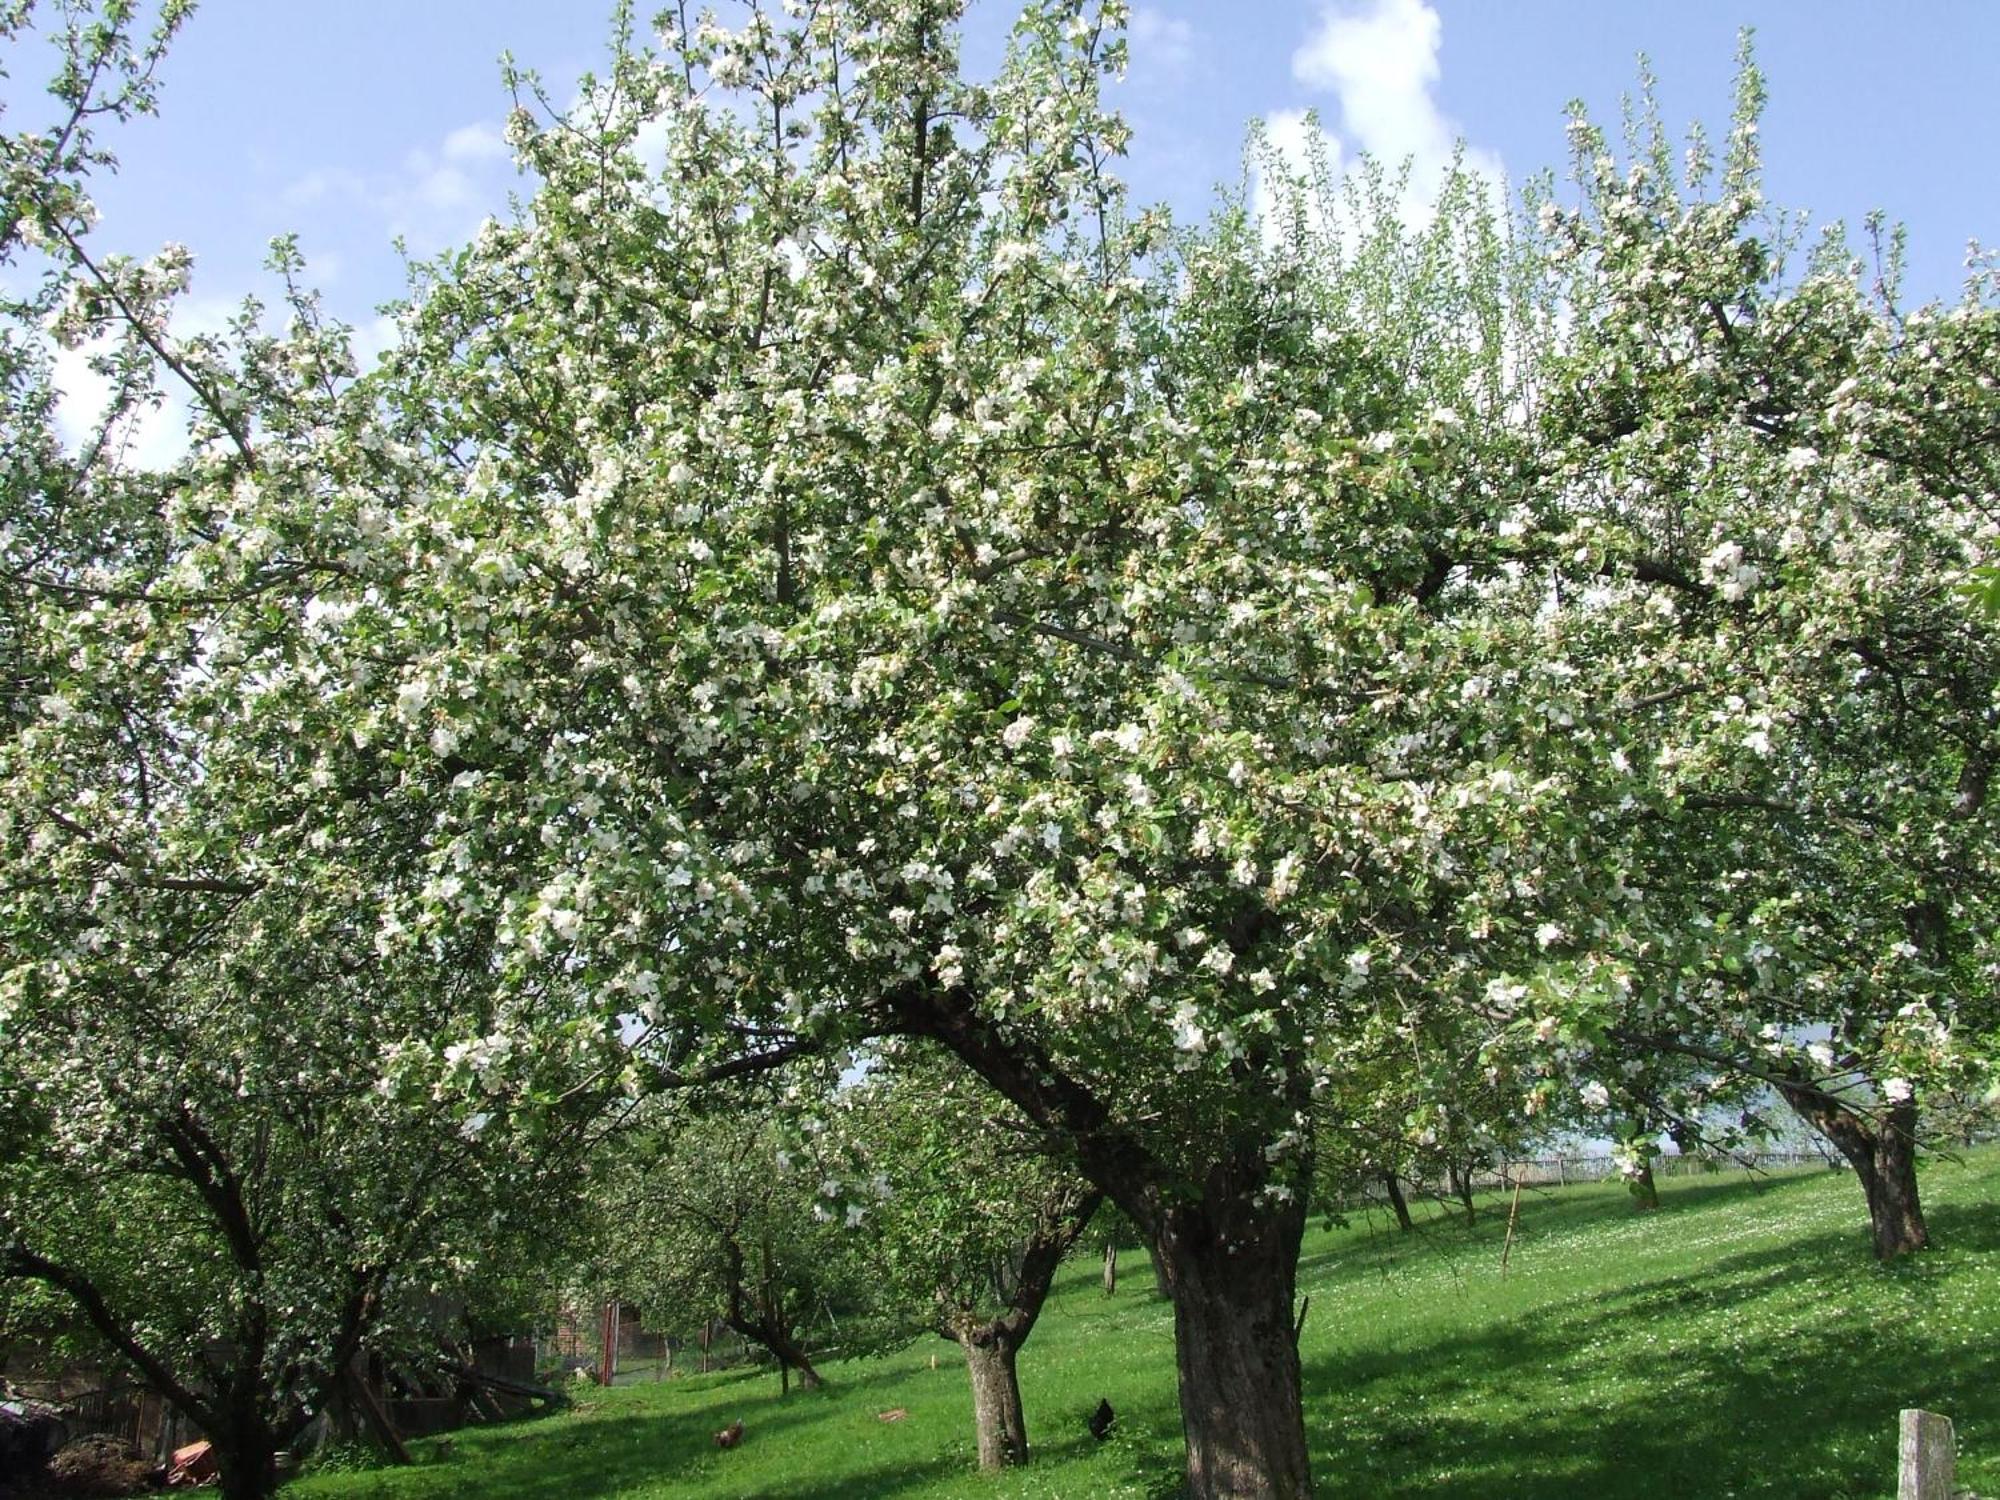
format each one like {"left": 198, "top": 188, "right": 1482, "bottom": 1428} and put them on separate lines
{"left": 0, "top": 11, "right": 613, "bottom": 1496}
{"left": 1508, "top": 53, "right": 2000, "bottom": 1259}
{"left": 607, "top": 1095, "right": 895, "bottom": 1394}
{"left": 845, "top": 1046, "right": 1101, "bottom": 1471}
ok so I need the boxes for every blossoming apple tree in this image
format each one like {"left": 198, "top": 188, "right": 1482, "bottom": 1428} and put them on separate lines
{"left": 1502, "top": 60, "right": 2000, "bottom": 1259}
{"left": 352, "top": 5, "right": 1657, "bottom": 1494}
{"left": 843, "top": 1045, "right": 1101, "bottom": 1469}
{"left": 0, "top": 11, "right": 612, "bottom": 1499}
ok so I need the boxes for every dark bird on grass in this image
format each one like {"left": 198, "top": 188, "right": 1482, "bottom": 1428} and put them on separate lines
{"left": 714, "top": 1419, "right": 745, "bottom": 1449}
{"left": 1089, "top": 1399, "right": 1115, "bottom": 1442}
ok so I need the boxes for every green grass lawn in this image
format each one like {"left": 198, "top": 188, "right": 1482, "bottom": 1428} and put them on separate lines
{"left": 289, "top": 1151, "right": 2000, "bottom": 1500}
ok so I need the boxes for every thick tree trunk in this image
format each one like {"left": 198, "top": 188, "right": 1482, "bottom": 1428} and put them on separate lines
{"left": 959, "top": 1332, "right": 1029, "bottom": 1470}
{"left": 1154, "top": 1194, "right": 1312, "bottom": 1500}
{"left": 1381, "top": 1171, "right": 1414, "bottom": 1232}
{"left": 1102, "top": 1240, "right": 1117, "bottom": 1296}
{"left": 1147, "top": 1241, "right": 1170, "bottom": 1298}
{"left": 1857, "top": 1103, "right": 1928, "bottom": 1259}
{"left": 1779, "top": 1085, "right": 1929, "bottom": 1258}
{"left": 212, "top": 1407, "right": 282, "bottom": 1500}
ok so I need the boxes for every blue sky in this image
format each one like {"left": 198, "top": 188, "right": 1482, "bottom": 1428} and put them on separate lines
{"left": 35, "top": 0, "right": 2000, "bottom": 449}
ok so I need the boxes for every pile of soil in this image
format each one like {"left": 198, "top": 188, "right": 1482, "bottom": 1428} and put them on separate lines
{"left": 46, "top": 1436, "right": 154, "bottom": 1497}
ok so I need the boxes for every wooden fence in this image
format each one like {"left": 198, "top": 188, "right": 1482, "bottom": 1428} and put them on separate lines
{"left": 1470, "top": 1148, "right": 1840, "bottom": 1191}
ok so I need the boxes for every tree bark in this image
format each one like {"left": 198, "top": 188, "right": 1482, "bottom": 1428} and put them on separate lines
{"left": 1779, "top": 1083, "right": 1929, "bottom": 1258}
{"left": 959, "top": 1331, "right": 1029, "bottom": 1470}
{"left": 1629, "top": 1158, "right": 1660, "bottom": 1211}
{"left": 1102, "top": 1239, "right": 1117, "bottom": 1296}
{"left": 1146, "top": 1240, "right": 1171, "bottom": 1298}
{"left": 212, "top": 1405, "right": 282, "bottom": 1500}
{"left": 1153, "top": 1192, "right": 1312, "bottom": 1500}
{"left": 940, "top": 1186, "right": 1100, "bottom": 1470}
{"left": 1380, "top": 1170, "right": 1414, "bottom": 1232}
{"left": 724, "top": 1239, "right": 826, "bottom": 1389}
{"left": 1449, "top": 1164, "right": 1476, "bottom": 1224}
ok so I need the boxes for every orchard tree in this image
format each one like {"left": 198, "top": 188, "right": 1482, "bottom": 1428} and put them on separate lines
{"left": 351, "top": 5, "right": 1620, "bottom": 1492}
{"left": 17, "top": 3, "right": 1998, "bottom": 1496}
{"left": 846, "top": 1047, "right": 1101, "bottom": 1470}
{"left": 0, "top": 11, "right": 615, "bottom": 1498}
{"left": 607, "top": 1094, "right": 895, "bottom": 1393}
{"left": 1505, "top": 55, "right": 2000, "bottom": 1259}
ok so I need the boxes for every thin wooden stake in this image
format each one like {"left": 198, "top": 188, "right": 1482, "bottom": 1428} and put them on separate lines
{"left": 1499, "top": 1177, "right": 1524, "bottom": 1278}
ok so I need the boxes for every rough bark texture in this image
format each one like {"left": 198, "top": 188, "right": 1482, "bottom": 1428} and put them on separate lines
{"left": 1154, "top": 1193, "right": 1312, "bottom": 1500}
{"left": 1779, "top": 1084, "right": 1929, "bottom": 1258}
{"left": 1102, "top": 1240, "right": 1117, "bottom": 1296}
{"left": 1381, "top": 1171, "right": 1414, "bottom": 1232}
{"left": 960, "top": 1333, "right": 1029, "bottom": 1469}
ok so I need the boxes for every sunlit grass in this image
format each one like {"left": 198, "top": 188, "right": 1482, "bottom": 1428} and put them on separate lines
{"left": 288, "top": 1149, "right": 2000, "bottom": 1499}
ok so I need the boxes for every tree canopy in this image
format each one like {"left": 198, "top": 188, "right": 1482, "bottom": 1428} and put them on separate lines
{"left": 4, "top": 3, "right": 1999, "bottom": 1497}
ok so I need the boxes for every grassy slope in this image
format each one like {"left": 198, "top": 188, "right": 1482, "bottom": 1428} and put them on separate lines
{"left": 289, "top": 1151, "right": 2000, "bottom": 1500}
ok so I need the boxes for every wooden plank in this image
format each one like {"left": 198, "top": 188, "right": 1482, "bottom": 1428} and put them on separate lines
{"left": 1897, "top": 1408, "right": 1954, "bottom": 1500}
{"left": 349, "top": 1370, "right": 413, "bottom": 1467}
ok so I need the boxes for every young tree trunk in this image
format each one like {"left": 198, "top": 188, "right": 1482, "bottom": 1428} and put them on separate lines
{"left": 1779, "top": 1084, "right": 1929, "bottom": 1258}
{"left": 722, "top": 1314, "right": 823, "bottom": 1389}
{"left": 959, "top": 1331, "right": 1029, "bottom": 1470}
{"left": 1380, "top": 1170, "right": 1414, "bottom": 1232}
{"left": 1153, "top": 1192, "right": 1312, "bottom": 1500}
{"left": 1102, "top": 1239, "right": 1117, "bottom": 1296}
{"left": 1629, "top": 1158, "right": 1660, "bottom": 1211}
{"left": 724, "top": 1240, "right": 826, "bottom": 1390}
{"left": 939, "top": 1187, "right": 1101, "bottom": 1470}
{"left": 1449, "top": 1164, "right": 1476, "bottom": 1224}
{"left": 771, "top": 1333, "right": 824, "bottom": 1390}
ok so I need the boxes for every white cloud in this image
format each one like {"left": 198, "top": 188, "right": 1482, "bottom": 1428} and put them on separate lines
{"left": 351, "top": 312, "right": 401, "bottom": 373}
{"left": 49, "top": 295, "right": 239, "bottom": 471}
{"left": 1267, "top": 0, "right": 1504, "bottom": 234}
{"left": 280, "top": 118, "right": 515, "bottom": 254}
{"left": 1130, "top": 7, "right": 1196, "bottom": 79}
{"left": 442, "top": 122, "right": 508, "bottom": 164}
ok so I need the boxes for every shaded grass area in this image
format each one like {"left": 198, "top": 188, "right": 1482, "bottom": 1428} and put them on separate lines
{"left": 288, "top": 1151, "right": 2000, "bottom": 1499}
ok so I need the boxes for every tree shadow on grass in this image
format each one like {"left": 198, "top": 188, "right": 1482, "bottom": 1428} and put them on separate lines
{"left": 379, "top": 1398, "right": 961, "bottom": 1500}
{"left": 1300, "top": 1168, "right": 1845, "bottom": 1284}
{"left": 1299, "top": 1217, "right": 2000, "bottom": 1500}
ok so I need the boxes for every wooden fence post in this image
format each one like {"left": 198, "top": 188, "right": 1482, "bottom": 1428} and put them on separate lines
{"left": 598, "top": 1302, "right": 619, "bottom": 1387}
{"left": 1898, "top": 1408, "right": 1955, "bottom": 1500}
